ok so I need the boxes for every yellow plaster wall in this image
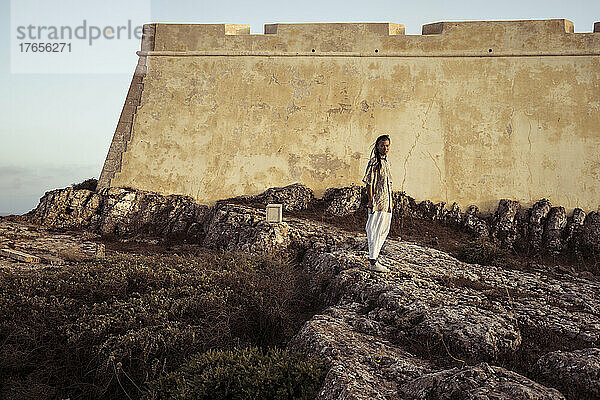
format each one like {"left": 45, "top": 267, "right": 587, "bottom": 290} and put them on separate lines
{"left": 101, "top": 20, "right": 600, "bottom": 212}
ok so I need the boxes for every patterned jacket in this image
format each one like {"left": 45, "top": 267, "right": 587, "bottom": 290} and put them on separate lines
{"left": 362, "top": 156, "right": 393, "bottom": 213}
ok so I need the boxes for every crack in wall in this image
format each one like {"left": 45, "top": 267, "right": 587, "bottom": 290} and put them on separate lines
{"left": 526, "top": 117, "right": 533, "bottom": 201}
{"left": 401, "top": 93, "right": 438, "bottom": 192}
{"left": 424, "top": 150, "right": 448, "bottom": 204}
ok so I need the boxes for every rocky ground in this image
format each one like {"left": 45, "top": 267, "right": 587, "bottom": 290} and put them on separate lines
{"left": 1, "top": 184, "right": 599, "bottom": 399}
{"left": 0, "top": 219, "right": 106, "bottom": 270}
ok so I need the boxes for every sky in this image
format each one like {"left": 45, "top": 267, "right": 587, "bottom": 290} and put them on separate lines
{"left": 1, "top": 0, "right": 599, "bottom": 215}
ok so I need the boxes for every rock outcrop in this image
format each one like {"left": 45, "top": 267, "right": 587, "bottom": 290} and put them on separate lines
{"left": 581, "top": 212, "right": 600, "bottom": 255}
{"left": 0, "top": 220, "right": 105, "bottom": 268}
{"left": 233, "top": 183, "right": 315, "bottom": 211}
{"left": 28, "top": 186, "right": 210, "bottom": 240}
{"left": 187, "top": 197, "right": 599, "bottom": 400}
{"left": 400, "top": 363, "right": 564, "bottom": 399}
{"left": 322, "top": 186, "right": 363, "bottom": 217}
{"left": 16, "top": 184, "right": 600, "bottom": 399}
{"left": 534, "top": 348, "right": 600, "bottom": 399}
{"left": 27, "top": 184, "right": 600, "bottom": 258}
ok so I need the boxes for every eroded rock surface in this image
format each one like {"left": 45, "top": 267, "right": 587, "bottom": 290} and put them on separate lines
{"left": 27, "top": 186, "right": 600, "bottom": 258}
{"left": 14, "top": 185, "right": 600, "bottom": 399}
{"left": 198, "top": 199, "right": 599, "bottom": 399}
{"left": 0, "top": 220, "right": 105, "bottom": 269}
{"left": 400, "top": 363, "right": 564, "bottom": 399}
{"left": 534, "top": 348, "right": 600, "bottom": 400}
{"left": 28, "top": 187, "right": 208, "bottom": 240}
{"left": 581, "top": 212, "right": 600, "bottom": 255}
{"left": 322, "top": 186, "right": 363, "bottom": 217}
{"left": 235, "top": 183, "right": 315, "bottom": 211}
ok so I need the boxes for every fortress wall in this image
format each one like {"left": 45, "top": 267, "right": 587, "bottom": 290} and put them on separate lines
{"left": 99, "top": 20, "right": 600, "bottom": 212}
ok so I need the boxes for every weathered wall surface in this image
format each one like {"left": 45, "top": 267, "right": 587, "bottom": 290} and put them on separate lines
{"left": 98, "top": 20, "right": 600, "bottom": 212}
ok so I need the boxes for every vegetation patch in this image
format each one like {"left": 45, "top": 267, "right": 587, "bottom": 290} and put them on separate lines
{"left": 455, "top": 238, "right": 523, "bottom": 270}
{"left": 0, "top": 251, "right": 323, "bottom": 399}
{"left": 146, "top": 346, "right": 328, "bottom": 400}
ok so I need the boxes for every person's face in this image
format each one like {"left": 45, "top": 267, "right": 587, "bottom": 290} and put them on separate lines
{"left": 377, "top": 139, "right": 390, "bottom": 157}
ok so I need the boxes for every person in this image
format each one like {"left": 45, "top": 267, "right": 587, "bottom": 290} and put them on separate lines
{"left": 362, "top": 135, "right": 393, "bottom": 272}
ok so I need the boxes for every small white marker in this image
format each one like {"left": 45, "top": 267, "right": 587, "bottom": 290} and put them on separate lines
{"left": 266, "top": 203, "right": 283, "bottom": 223}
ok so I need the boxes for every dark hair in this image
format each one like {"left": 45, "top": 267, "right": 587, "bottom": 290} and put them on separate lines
{"left": 369, "top": 134, "right": 391, "bottom": 172}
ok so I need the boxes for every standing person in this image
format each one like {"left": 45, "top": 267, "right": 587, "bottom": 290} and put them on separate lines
{"left": 363, "top": 135, "right": 393, "bottom": 272}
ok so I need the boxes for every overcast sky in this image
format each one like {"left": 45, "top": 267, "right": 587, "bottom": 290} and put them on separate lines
{"left": 1, "top": 0, "right": 598, "bottom": 215}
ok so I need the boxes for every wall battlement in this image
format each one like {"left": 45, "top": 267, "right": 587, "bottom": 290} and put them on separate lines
{"left": 99, "top": 19, "right": 600, "bottom": 212}
{"left": 143, "top": 20, "right": 599, "bottom": 55}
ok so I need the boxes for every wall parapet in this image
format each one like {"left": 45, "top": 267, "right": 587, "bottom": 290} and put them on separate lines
{"left": 142, "top": 20, "right": 600, "bottom": 55}
{"left": 135, "top": 50, "right": 600, "bottom": 58}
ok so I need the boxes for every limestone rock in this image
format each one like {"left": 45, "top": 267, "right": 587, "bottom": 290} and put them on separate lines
{"left": 463, "top": 205, "right": 489, "bottom": 237}
{"left": 249, "top": 183, "right": 314, "bottom": 211}
{"left": 529, "top": 199, "right": 552, "bottom": 251}
{"left": 543, "top": 207, "right": 567, "bottom": 253}
{"left": 202, "top": 202, "right": 292, "bottom": 254}
{"left": 412, "top": 304, "right": 521, "bottom": 362}
{"left": 417, "top": 200, "right": 446, "bottom": 221}
{"left": 202, "top": 202, "right": 363, "bottom": 260}
{"left": 534, "top": 348, "right": 600, "bottom": 400}
{"left": 27, "top": 187, "right": 208, "bottom": 241}
{"left": 491, "top": 199, "right": 521, "bottom": 248}
{"left": 96, "top": 187, "right": 208, "bottom": 239}
{"left": 564, "top": 208, "right": 586, "bottom": 251}
{"left": 581, "top": 212, "right": 600, "bottom": 255}
{"left": 28, "top": 185, "right": 597, "bottom": 261}
{"left": 300, "top": 243, "right": 365, "bottom": 301}
{"left": 291, "top": 238, "right": 600, "bottom": 399}
{"left": 392, "top": 192, "right": 419, "bottom": 218}
{"left": 0, "top": 220, "right": 105, "bottom": 269}
{"left": 29, "top": 187, "right": 103, "bottom": 230}
{"left": 399, "top": 363, "right": 565, "bottom": 399}
{"left": 443, "top": 202, "right": 464, "bottom": 226}
{"left": 322, "top": 186, "right": 363, "bottom": 217}
{"left": 571, "top": 208, "right": 587, "bottom": 225}
{"left": 287, "top": 306, "right": 433, "bottom": 400}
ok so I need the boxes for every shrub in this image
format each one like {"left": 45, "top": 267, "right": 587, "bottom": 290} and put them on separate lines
{"left": 0, "top": 251, "right": 321, "bottom": 399}
{"left": 72, "top": 178, "right": 98, "bottom": 191}
{"left": 145, "top": 346, "right": 328, "bottom": 400}
{"left": 456, "top": 238, "right": 512, "bottom": 266}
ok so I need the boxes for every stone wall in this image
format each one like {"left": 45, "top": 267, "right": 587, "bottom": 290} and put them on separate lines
{"left": 98, "top": 20, "right": 600, "bottom": 212}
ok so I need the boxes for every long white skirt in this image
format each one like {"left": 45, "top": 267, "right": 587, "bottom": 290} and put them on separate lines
{"left": 366, "top": 210, "right": 392, "bottom": 259}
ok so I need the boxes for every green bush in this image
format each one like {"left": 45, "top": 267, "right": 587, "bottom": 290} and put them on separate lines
{"left": 146, "top": 346, "right": 328, "bottom": 400}
{"left": 0, "top": 251, "right": 322, "bottom": 399}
